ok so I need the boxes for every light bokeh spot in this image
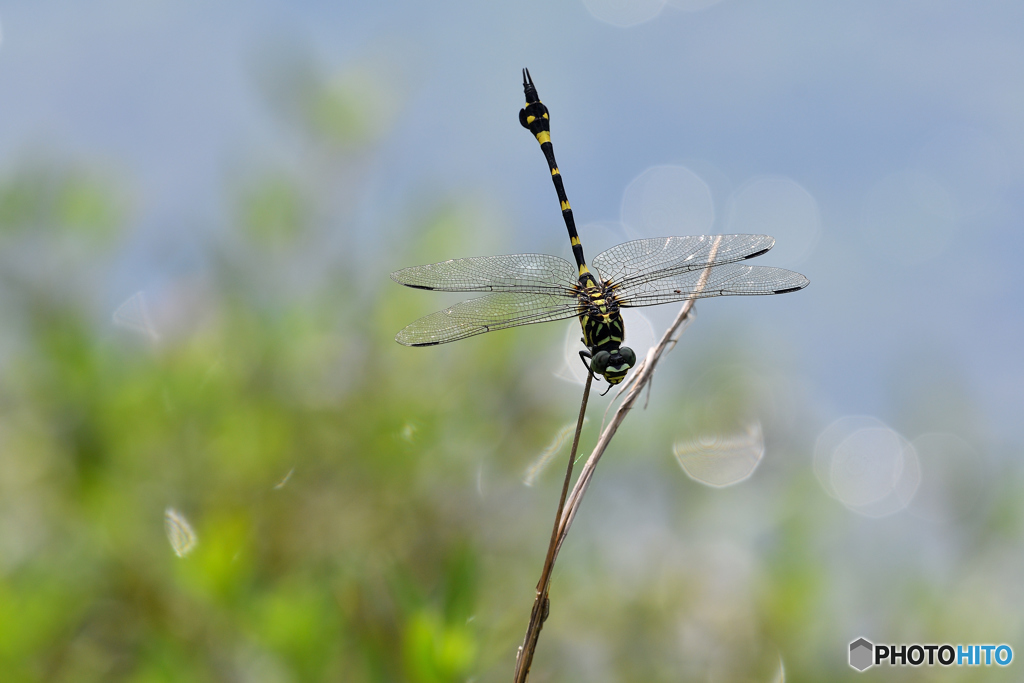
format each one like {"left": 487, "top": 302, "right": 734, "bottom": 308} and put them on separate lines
{"left": 113, "top": 291, "right": 159, "bottom": 341}
{"left": 814, "top": 415, "right": 888, "bottom": 499}
{"left": 621, "top": 165, "right": 715, "bottom": 238}
{"left": 815, "top": 416, "right": 921, "bottom": 518}
{"left": 666, "top": 0, "right": 727, "bottom": 10}
{"left": 830, "top": 428, "right": 904, "bottom": 507}
{"left": 164, "top": 507, "right": 198, "bottom": 558}
{"left": 673, "top": 421, "right": 764, "bottom": 487}
{"left": 582, "top": 0, "right": 666, "bottom": 27}
{"left": 726, "top": 176, "right": 820, "bottom": 268}
{"left": 400, "top": 422, "right": 418, "bottom": 443}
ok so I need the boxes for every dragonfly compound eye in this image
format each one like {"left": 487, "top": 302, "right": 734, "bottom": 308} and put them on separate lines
{"left": 590, "top": 350, "right": 611, "bottom": 374}
{"left": 618, "top": 346, "right": 636, "bottom": 368}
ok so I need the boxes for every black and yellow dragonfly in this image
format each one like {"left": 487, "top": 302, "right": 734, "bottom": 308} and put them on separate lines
{"left": 391, "top": 69, "right": 808, "bottom": 386}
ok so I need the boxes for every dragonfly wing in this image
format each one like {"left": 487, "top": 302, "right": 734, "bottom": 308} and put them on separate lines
{"left": 395, "top": 292, "right": 581, "bottom": 346}
{"left": 391, "top": 253, "right": 577, "bottom": 294}
{"left": 616, "top": 264, "right": 809, "bottom": 308}
{"left": 592, "top": 235, "right": 775, "bottom": 289}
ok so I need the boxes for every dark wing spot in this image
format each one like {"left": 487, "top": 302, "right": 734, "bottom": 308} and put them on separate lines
{"left": 744, "top": 247, "right": 771, "bottom": 260}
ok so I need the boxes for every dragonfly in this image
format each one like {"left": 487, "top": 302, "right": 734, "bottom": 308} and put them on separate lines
{"left": 391, "top": 69, "right": 808, "bottom": 386}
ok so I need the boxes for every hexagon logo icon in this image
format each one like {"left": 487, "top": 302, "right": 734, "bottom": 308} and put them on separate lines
{"left": 849, "top": 637, "right": 874, "bottom": 671}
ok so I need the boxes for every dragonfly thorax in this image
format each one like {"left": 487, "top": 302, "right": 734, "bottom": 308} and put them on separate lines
{"left": 576, "top": 275, "right": 635, "bottom": 384}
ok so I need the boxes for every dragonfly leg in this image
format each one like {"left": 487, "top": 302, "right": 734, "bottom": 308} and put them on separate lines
{"left": 578, "top": 349, "right": 594, "bottom": 377}
{"left": 579, "top": 349, "right": 614, "bottom": 395}
{"left": 580, "top": 348, "right": 614, "bottom": 389}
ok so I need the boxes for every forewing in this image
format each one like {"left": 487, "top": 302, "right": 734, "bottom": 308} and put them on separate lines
{"left": 592, "top": 235, "right": 775, "bottom": 289}
{"left": 391, "top": 253, "right": 577, "bottom": 294}
{"left": 616, "top": 264, "right": 809, "bottom": 308}
{"left": 395, "top": 292, "right": 581, "bottom": 346}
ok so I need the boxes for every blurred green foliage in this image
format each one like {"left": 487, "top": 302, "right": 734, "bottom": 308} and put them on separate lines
{"left": 238, "top": 173, "right": 308, "bottom": 246}
{"left": 0, "top": 161, "right": 125, "bottom": 241}
{"left": 0, "top": 55, "right": 1017, "bottom": 683}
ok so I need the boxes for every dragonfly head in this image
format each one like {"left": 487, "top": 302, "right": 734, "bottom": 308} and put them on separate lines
{"left": 591, "top": 346, "right": 636, "bottom": 385}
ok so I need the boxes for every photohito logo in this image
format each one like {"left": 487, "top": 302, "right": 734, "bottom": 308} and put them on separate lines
{"left": 849, "top": 637, "right": 1013, "bottom": 671}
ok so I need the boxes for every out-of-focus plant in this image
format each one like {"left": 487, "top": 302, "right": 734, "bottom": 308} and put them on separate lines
{"left": 0, "top": 160, "right": 125, "bottom": 241}
{"left": 0, "top": 56, "right": 504, "bottom": 683}
{"left": 0, "top": 50, "right": 1013, "bottom": 683}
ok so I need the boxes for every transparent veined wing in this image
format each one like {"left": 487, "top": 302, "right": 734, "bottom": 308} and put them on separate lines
{"left": 616, "top": 263, "right": 809, "bottom": 308}
{"left": 391, "top": 253, "right": 578, "bottom": 294}
{"left": 395, "top": 292, "right": 582, "bottom": 346}
{"left": 592, "top": 235, "right": 775, "bottom": 290}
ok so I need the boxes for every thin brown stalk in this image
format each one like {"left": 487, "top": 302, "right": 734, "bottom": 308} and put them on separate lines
{"left": 513, "top": 369, "right": 593, "bottom": 683}
{"left": 556, "top": 236, "right": 721, "bottom": 552}
{"left": 512, "top": 237, "right": 722, "bottom": 681}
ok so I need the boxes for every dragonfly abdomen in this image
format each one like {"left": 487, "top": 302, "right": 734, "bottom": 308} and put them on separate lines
{"left": 520, "top": 69, "right": 590, "bottom": 278}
